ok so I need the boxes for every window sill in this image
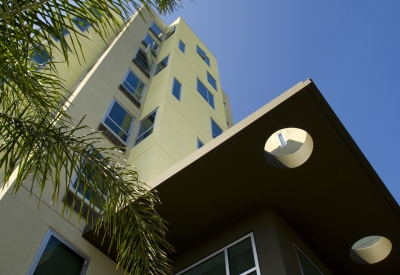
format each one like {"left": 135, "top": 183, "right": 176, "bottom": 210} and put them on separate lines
{"left": 98, "top": 123, "right": 127, "bottom": 152}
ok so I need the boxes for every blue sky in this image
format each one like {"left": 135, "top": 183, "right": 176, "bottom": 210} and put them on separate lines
{"left": 162, "top": 1, "right": 400, "bottom": 203}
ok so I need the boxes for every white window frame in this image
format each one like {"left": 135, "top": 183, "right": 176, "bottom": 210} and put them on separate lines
{"left": 102, "top": 99, "right": 135, "bottom": 145}
{"left": 293, "top": 243, "right": 325, "bottom": 275}
{"left": 27, "top": 229, "right": 90, "bottom": 275}
{"left": 121, "top": 69, "right": 146, "bottom": 102}
{"left": 276, "top": 132, "right": 287, "bottom": 147}
{"left": 68, "top": 150, "right": 108, "bottom": 213}
{"left": 175, "top": 232, "right": 260, "bottom": 275}
{"left": 197, "top": 78, "right": 215, "bottom": 109}
{"left": 134, "top": 108, "right": 158, "bottom": 146}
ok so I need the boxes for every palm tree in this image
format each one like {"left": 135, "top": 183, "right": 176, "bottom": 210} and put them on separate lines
{"left": 0, "top": 1, "right": 181, "bottom": 274}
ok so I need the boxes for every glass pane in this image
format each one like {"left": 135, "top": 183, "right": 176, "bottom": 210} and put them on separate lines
{"left": 197, "top": 46, "right": 206, "bottom": 58}
{"left": 179, "top": 40, "right": 186, "bottom": 53}
{"left": 197, "top": 139, "right": 204, "bottom": 149}
{"left": 124, "top": 71, "right": 144, "bottom": 98}
{"left": 104, "top": 118, "right": 128, "bottom": 141}
{"left": 172, "top": 78, "right": 181, "bottom": 100}
{"left": 296, "top": 249, "right": 323, "bottom": 275}
{"left": 138, "top": 112, "right": 156, "bottom": 137}
{"left": 165, "top": 26, "right": 176, "bottom": 39}
{"left": 150, "top": 23, "right": 163, "bottom": 38}
{"left": 143, "top": 34, "right": 158, "bottom": 51}
{"left": 182, "top": 252, "right": 226, "bottom": 275}
{"left": 108, "top": 102, "right": 133, "bottom": 134}
{"left": 33, "top": 236, "right": 85, "bottom": 275}
{"left": 73, "top": 17, "right": 90, "bottom": 32}
{"left": 31, "top": 48, "right": 51, "bottom": 65}
{"left": 197, "top": 80, "right": 208, "bottom": 100}
{"left": 156, "top": 56, "right": 169, "bottom": 74}
{"left": 207, "top": 72, "right": 217, "bottom": 90}
{"left": 205, "top": 57, "right": 210, "bottom": 66}
{"left": 208, "top": 92, "right": 214, "bottom": 109}
{"left": 211, "top": 120, "right": 222, "bottom": 138}
{"left": 228, "top": 238, "right": 256, "bottom": 275}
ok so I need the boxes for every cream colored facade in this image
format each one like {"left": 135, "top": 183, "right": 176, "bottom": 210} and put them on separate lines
{"left": 0, "top": 8, "right": 233, "bottom": 275}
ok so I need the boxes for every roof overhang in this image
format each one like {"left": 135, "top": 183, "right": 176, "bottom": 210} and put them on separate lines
{"left": 84, "top": 79, "right": 400, "bottom": 274}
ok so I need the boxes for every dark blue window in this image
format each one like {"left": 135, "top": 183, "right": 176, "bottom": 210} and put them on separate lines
{"left": 197, "top": 79, "right": 214, "bottom": 108}
{"left": 143, "top": 34, "right": 159, "bottom": 54}
{"left": 150, "top": 22, "right": 163, "bottom": 39}
{"left": 122, "top": 71, "right": 145, "bottom": 102}
{"left": 104, "top": 101, "right": 134, "bottom": 143}
{"left": 207, "top": 72, "right": 217, "bottom": 91}
{"left": 172, "top": 78, "right": 182, "bottom": 100}
{"left": 30, "top": 46, "right": 51, "bottom": 66}
{"left": 155, "top": 55, "right": 169, "bottom": 75}
{"left": 72, "top": 17, "right": 90, "bottom": 32}
{"left": 135, "top": 110, "right": 157, "bottom": 145}
{"left": 211, "top": 119, "right": 223, "bottom": 138}
{"left": 179, "top": 40, "right": 186, "bottom": 53}
{"left": 197, "top": 138, "right": 204, "bottom": 149}
{"left": 51, "top": 27, "right": 69, "bottom": 42}
{"left": 196, "top": 45, "right": 210, "bottom": 66}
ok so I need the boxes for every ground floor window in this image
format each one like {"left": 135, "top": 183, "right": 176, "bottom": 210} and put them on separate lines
{"left": 176, "top": 233, "right": 260, "bottom": 275}
{"left": 294, "top": 244, "right": 324, "bottom": 275}
{"left": 27, "top": 230, "right": 89, "bottom": 275}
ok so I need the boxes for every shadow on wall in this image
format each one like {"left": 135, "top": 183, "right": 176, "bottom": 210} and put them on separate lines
{"left": 268, "top": 139, "right": 304, "bottom": 157}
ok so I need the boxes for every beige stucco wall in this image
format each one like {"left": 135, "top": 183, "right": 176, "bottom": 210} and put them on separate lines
{"left": 0, "top": 7, "right": 234, "bottom": 274}
{"left": 172, "top": 207, "right": 334, "bottom": 275}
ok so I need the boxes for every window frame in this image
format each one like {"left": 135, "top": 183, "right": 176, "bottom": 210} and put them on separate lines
{"left": 197, "top": 78, "right": 215, "bottom": 109}
{"left": 134, "top": 108, "right": 158, "bottom": 146}
{"left": 72, "top": 17, "right": 91, "bottom": 32}
{"left": 155, "top": 55, "right": 169, "bottom": 75}
{"left": 133, "top": 48, "right": 152, "bottom": 76}
{"left": 196, "top": 45, "right": 210, "bottom": 66}
{"left": 211, "top": 118, "right": 223, "bottom": 139}
{"left": 179, "top": 40, "right": 186, "bottom": 53}
{"left": 102, "top": 99, "right": 135, "bottom": 145}
{"left": 165, "top": 26, "right": 176, "bottom": 40}
{"left": 149, "top": 22, "right": 163, "bottom": 40}
{"left": 121, "top": 69, "right": 146, "bottom": 103}
{"left": 293, "top": 243, "right": 325, "bottom": 275}
{"left": 142, "top": 33, "right": 159, "bottom": 55}
{"left": 175, "top": 232, "right": 260, "bottom": 275}
{"left": 197, "top": 138, "right": 204, "bottom": 149}
{"left": 69, "top": 150, "right": 109, "bottom": 213}
{"left": 26, "top": 229, "right": 89, "bottom": 275}
{"left": 207, "top": 71, "right": 218, "bottom": 91}
{"left": 172, "top": 77, "right": 182, "bottom": 101}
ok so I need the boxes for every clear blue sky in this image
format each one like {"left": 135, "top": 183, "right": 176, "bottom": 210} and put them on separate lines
{"left": 162, "top": 1, "right": 400, "bottom": 203}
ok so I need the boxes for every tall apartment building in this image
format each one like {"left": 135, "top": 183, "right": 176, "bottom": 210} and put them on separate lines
{"left": 1, "top": 7, "right": 400, "bottom": 275}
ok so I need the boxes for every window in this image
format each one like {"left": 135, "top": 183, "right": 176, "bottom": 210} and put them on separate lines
{"left": 179, "top": 40, "right": 186, "bottom": 53}
{"left": 88, "top": 6, "right": 102, "bottom": 18}
{"left": 142, "top": 34, "right": 159, "bottom": 55}
{"left": 176, "top": 233, "right": 260, "bottom": 275}
{"left": 197, "top": 79, "right": 214, "bottom": 108}
{"left": 155, "top": 55, "right": 169, "bottom": 75}
{"left": 72, "top": 17, "right": 90, "bottom": 32}
{"left": 165, "top": 26, "right": 176, "bottom": 40}
{"left": 135, "top": 110, "right": 157, "bottom": 145}
{"left": 197, "top": 138, "right": 204, "bottom": 149}
{"left": 27, "top": 230, "right": 89, "bottom": 275}
{"left": 150, "top": 22, "right": 163, "bottom": 39}
{"left": 295, "top": 245, "right": 324, "bottom": 275}
{"left": 30, "top": 46, "right": 51, "bottom": 66}
{"left": 172, "top": 77, "right": 182, "bottom": 100}
{"left": 120, "top": 70, "right": 146, "bottom": 102}
{"left": 103, "top": 100, "right": 134, "bottom": 143}
{"left": 211, "top": 118, "right": 223, "bottom": 138}
{"left": 133, "top": 49, "right": 152, "bottom": 75}
{"left": 51, "top": 26, "right": 69, "bottom": 42}
{"left": 207, "top": 72, "right": 217, "bottom": 91}
{"left": 70, "top": 151, "right": 108, "bottom": 210}
{"left": 196, "top": 45, "right": 210, "bottom": 66}
{"left": 277, "top": 132, "right": 287, "bottom": 147}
